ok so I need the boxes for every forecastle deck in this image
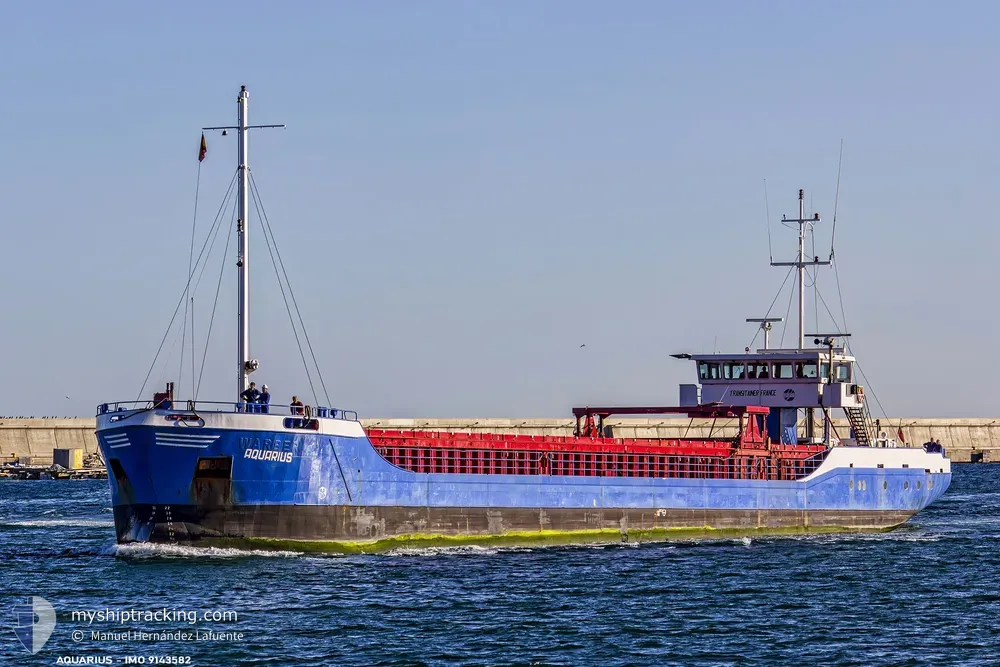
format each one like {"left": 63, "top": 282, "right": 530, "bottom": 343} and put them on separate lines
{"left": 1, "top": 417, "right": 997, "bottom": 464}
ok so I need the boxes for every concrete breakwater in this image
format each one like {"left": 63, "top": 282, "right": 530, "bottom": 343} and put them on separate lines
{"left": 1, "top": 417, "right": 996, "bottom": 465}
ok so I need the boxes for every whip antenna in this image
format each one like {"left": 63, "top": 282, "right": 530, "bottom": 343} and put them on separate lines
{"left": 830, "top": 139, "right": 843, "bottom": 260}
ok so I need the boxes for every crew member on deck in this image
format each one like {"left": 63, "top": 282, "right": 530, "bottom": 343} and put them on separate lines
{"left": 923, "top": 437, "right": 943, "bottom": 454}
{"left": 259, "top": 384, "right": 271, "bottom": 414}
{"left": 240, "top": 382, "right": 260, "bottom": 412}
{"left": 290, "top": 396, "right": 304, "bottom": 415}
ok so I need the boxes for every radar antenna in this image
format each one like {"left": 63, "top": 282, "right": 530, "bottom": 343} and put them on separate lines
{"left": 746, "top": 318, "right": 783, "bottom": 350}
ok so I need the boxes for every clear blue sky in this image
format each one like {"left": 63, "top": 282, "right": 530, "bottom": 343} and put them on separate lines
{"left": 1, "top": 1, "right": 997, "bottom": 418}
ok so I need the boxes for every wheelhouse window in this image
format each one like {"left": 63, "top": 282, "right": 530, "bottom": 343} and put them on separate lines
{"left": 773, "top": 362, "right": 794, "bottom": 379}
{"left": 819, "top": 362, "right": 830, "bottom": 379}
{"left": 834, "top": 364, "right": 851, "bottom": 382}
{"left": 747, "top": 362, "right": 770, "bottom": 379}
{"left": 698, "top": 362, "right": 722, "bottom": 380}
{"left": 795, "top": 361, "right": 819, "bottom": 379}
{"left": 723, "top": 362, "right": 745, "bottom": 380}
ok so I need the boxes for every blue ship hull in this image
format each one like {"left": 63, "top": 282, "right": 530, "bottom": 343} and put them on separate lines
{"left": 95, "top": 410, "right": 952, "bottom": 551}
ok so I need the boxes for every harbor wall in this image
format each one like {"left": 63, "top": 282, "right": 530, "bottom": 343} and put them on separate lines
{"left": 0, "top": 419, "right": 99, "bottom": 464}
{"left": 1, "top": 417, "right": 997, "bottom": 464}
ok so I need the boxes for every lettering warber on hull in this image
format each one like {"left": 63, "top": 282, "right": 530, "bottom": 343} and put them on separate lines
{"left": 93, "top": 88, "right": 952, "bottom": 553}
{"left": 239, "top": 436, "right": 293, "bottom": 451}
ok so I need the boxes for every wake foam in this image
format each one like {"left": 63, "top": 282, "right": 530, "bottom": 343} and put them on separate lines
{"left": 3, "top": 519, "right": 115, "bottom": 527}
{"left": 107, "top": 542, "right": 305, "bottom": 559}
{"left": 382, "top": 544, "right": 502, "bottom": 557}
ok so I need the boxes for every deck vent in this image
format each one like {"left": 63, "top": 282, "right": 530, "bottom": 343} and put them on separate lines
{"left": 902, "top": 464, "right": 909, "bottom": 468}
{"left": 877, "top": 463, "right": 884, "bottom": 469}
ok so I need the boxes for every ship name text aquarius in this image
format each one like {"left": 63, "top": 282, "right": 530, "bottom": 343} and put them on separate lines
{"left": 240, "top": 437, "right": 294, "bottom": 463}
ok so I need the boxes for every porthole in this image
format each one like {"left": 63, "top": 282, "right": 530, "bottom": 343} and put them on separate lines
{"left": 883, "top": 481, "right": 888, "bottom": 490}
{"left": 861, "top": 480, "right": 867, "bottom": 491}
{"left": 904, "top": 481, "right": 909, "bottom": 490}
{"left": 849, "top": 480, "right": 854, "bottom": 490}
{"left": 917, "top": 481, "right": 921, "bottom": 489}
{"left": 929, "top": 480, "right": 934, "bottom": 489}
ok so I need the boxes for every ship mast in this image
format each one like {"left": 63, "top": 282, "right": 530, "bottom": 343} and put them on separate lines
{"left": 797, "top": 190, "right": 806, "bottom": 349}
{"left": 771, "top": 189, "right": 829, "bottom": 349}
{"left": 237, "top": 86, "right": 250, "bottom": 396}
{"left": 203, "top": 85, "right": 284, "bottom": 396}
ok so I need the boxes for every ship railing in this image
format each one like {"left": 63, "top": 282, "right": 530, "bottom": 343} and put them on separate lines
{"left": 836, "top": 436, "right": 902, "bottom": 449}
{"left": 870, "top": 436, "right": 901, "bottom": 449}
{"left": 374, "top": 442, "right": 832, "bottom": 481}
{"left": 95, "top": 400, "right": 359, "bottom": 421}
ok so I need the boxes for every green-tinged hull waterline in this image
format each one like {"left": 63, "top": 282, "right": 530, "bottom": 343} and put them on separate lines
{"left": 152, "top": 524, "right": 899, "bottom": 555}
{"left": 112, "top": 503, "right": 921, "bottom": 553}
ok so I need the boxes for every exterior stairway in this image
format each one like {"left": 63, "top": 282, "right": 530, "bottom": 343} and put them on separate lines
{"left": 845, "top": 405, "right": 874, "bottom": 447}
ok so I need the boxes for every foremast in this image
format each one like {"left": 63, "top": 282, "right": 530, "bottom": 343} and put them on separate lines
{"left": 202, "top": 86, "right": 284, "bottom": 396}
{"left": 237, "top": 87, "right": 251, "bottom": 396}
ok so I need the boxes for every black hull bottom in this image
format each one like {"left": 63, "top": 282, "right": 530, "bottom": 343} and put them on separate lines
{"left": 113, "top": 504, "right": 916, "bottom": 553}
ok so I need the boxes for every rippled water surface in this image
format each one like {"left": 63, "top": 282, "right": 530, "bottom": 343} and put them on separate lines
{"left": 1, "top": 466, "right": 997, "bottom": 665}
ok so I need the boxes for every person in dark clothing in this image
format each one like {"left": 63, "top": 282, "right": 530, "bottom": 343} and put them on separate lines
{"left": 259, "top": 384, "right": 271, "bottom": 414}
{"left": 240, "top": 382, "right": 260, "bottom": 412}
{"left": 290, "top": 396, "right": 304, "bottom": 415}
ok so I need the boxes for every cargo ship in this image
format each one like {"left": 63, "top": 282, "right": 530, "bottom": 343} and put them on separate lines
{"left": 95, "top": 86, "right": 951, "bottom": 552}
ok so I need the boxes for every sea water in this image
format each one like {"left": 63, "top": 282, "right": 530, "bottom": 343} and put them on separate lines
{"left": 1, "top": 466, "right": 997, "bottom": 665}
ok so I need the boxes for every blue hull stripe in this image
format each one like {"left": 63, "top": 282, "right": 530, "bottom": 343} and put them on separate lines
{"left": 97, "top": 426, "right": 951, "bottom": 514}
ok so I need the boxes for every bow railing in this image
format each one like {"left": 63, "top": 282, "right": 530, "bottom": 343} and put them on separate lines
{"left": 96, "top": 400, "right": 358, "bottom": 421}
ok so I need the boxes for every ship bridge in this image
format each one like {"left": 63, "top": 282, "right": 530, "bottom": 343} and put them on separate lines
{"left": 671, "top": 334, "right": 875, "bottom": 447}
{"left": 679, "top": 348, "right": 863, "bottom": 410}
{"left": 669, "top": 189, "right": 895, "bottom": 450}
